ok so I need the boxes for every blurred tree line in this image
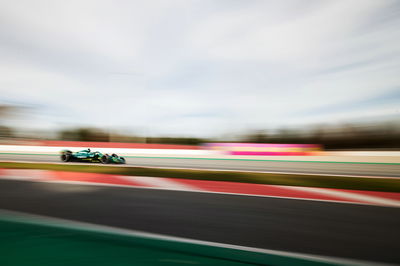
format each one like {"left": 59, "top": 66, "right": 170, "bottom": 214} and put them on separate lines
{"left": 239, "top": 122, "right": 400, "bottom": 150}
{"left": 2, "top": 119, "right": 400, "bottom": 150}
{"left": 0, "top": 125, "right": 14, "bottom": 138}
{"left": 59, "top": 128, "right": 109, "bottom": 142}
{"left": 58, "top": 128, "right": 204, "bottom": 145}
{"left": 55, "top": 121, "right": 400, "bottom": 150}
{"left": 0, "top": 105, "right": 16, "bottom": 139}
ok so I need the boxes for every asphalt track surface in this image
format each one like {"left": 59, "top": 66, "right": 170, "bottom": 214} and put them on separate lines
{"left": 1, "top": 153, "right": 400, "bottom": 177}
{"left": 0, "top": 179, "right": 399, "bottom": 264}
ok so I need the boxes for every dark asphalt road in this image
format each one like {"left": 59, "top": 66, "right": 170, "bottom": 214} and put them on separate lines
{"left": 1, "top": 153, "right": 400, "bottom": 177}
{"left": 0, "top": 179, "right": 399, "bottom": 264}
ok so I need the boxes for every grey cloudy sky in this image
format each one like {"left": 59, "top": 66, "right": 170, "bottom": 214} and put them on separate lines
{"left": 0, "top": 0, "right": 399, "bottom": 137}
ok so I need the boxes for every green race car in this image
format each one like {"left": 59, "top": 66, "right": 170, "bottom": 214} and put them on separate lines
{"left": 60, "top": 149, "right": 126, "bottom": 164}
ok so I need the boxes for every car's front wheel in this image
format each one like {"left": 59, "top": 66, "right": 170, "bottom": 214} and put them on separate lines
{"left": 101, "top": 155, "right": 110, "bottom": 164}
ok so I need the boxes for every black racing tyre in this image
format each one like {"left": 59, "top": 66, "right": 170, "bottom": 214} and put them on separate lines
{"left": 61, "top": 153, "right": 71, "bottom": 162}
{"left": 120, "top": 157, "right": 126, "bottom": 164}
{"left": 101, "top": 155, "right": 110, "bottom": 164}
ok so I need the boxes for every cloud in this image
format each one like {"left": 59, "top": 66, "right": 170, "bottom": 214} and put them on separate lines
{"left": 0, "top": 0, "right": 399, "bottom": 137}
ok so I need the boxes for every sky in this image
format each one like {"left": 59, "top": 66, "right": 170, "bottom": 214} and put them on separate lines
{"left": 0, "top": 0, "right": 399, "bottom": 137}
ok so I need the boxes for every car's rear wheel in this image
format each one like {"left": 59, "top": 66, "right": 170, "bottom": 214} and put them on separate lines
{"left": 61, "top": 153, "right": 71, "bottom": 162}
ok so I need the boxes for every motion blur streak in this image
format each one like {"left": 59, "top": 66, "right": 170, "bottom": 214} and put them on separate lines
{"left": 0, "top": 179, "right": 399, "bottom": 264}
{"left": 0, "top": 209, "right": 386, "bottom": 266}
{"left": 2, "top": 153, "right": 400, "bottom": 177}
{"left": 1, "top": 1, "right": 400, "bottom": 265}
{"left": 205, "top": 143, "right": 321, "bottom": 156}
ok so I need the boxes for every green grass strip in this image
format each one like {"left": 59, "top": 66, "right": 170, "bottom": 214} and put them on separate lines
{"left": 0, "top": 215, "right": 332, "bottom": 266}
{"left": 1, "top": 162, "right": 399, "bottom": 193}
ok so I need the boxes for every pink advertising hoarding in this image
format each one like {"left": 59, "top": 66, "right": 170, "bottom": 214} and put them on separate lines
{"left": 205, "top": 143, "right": 321, "bottom": 156}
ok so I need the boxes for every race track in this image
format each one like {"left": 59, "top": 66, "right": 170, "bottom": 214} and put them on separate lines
{"left": 1, "top": 153, "right": 400, "bottom": 177}
{"left": 0, "top": 179, "right": 399, "bottom": 264}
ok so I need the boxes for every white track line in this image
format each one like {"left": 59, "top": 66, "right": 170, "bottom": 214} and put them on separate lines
{"left": 280, "top": 186, "right": 400, "bottom": 207}
{"left": 0, "top": 209, "right": 392, "bottom": 266}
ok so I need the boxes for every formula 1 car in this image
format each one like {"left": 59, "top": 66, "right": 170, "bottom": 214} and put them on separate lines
{"left": 60, "top": 149, "right": 126, "bottom": 164}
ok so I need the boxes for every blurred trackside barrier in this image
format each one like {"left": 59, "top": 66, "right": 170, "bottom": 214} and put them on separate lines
{"left": 204, "top": 143, "right": 321, "bottom": 156}
{"left": 0, "top": 140, "right": 400, "bottom": 163}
